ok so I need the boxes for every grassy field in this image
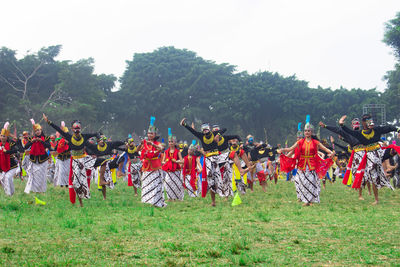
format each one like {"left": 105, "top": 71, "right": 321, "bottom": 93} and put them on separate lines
{"left": 1, "top": 177, "right": 400, "bottom": 266}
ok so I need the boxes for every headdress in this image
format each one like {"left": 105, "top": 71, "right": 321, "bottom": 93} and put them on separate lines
{"left": 30, "top": 118, "right": 42, "bottom": 131}
{"left": 1, "top": 122, "right": 10, "bottom": 136}
{"left": 304, "top": 114, "right": 314, "bottom": 131}
{"left": 189, "top": 140, "right": 197, "bottom": 150}
{"left": 212, "top": 124, "right": 220, "bottom": 132}
{"left": 148, "top": 116, "right": 157, "bottom": 133}
{"left": 61, "top": 121, "right": 68, "bottom": 133}
{"left": 201, "top": 123, "right": 210, "bottom": 132}
{"left": 296, "top": 122, "right": 304, "bottom": 138}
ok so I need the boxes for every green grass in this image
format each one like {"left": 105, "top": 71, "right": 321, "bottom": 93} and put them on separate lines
{"left": 1, "top": 178, "right": 400, "bottom": 266}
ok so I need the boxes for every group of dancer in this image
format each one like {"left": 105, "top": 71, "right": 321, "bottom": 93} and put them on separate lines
{"left": 0, "top": 113, "right": 399, "bottom": 207}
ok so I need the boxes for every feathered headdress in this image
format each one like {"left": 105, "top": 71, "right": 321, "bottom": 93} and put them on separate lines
{"left": 1, "top": 122, "right": 10, "bottom": 136}
{"left": 304, "top": 115, "right": 313, "bottom": 131}
{"left": 296, "top": 122, "right": 304, "bottom": 138}
{"left": 148, "top": 116, "right": 157, "bottom": 133}
{"left": 30, "top": 118, "right": 41, "bottom": 131}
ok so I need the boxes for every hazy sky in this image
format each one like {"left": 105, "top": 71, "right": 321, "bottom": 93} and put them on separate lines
{"left": 1, "top": 0, "right": 399, "bottom": 91}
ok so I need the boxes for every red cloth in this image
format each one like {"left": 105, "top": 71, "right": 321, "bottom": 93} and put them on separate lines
{"left": 279, "top": 154, "right": 297, "bottom": 172}
{"left": 201, "top": 180, "right": 208, "bottom": 198}
{"left": 352, "top": 152, "right": 367, "bottom": 189}
{"left": 162, "top": 148, "right": 181, "bottom": 172}
{"left": 0, "top": 142, "right": 11, "bottom": 172}
{"left": 57, "top": 138, "right": 69, "bottom": 153}
{"left": 381, "top": 144, "right": 400, "bottom": 155}
{"left": 256, "top": 171, "right": 266, "bottom": 182}
{"left": 30, "top": 136, "right": 46, "bottom": 156}
{"left": 316, "top": 156, "right": 333, "bottom": 179}
{"left": 68, "top": 157, "right": 76, "bottom": 204}
{"left": 127, "top": 159, "right": 133, "bottom": 187}
{"left": 141, "top": 140, "right": 162, "bottom": 171}
{"left": 342, "top": 150, "right": 354, "bottom": 185}
{"left": 229, "top": 149, "right": 244, "bottom": 160}
{"left": 183, "top": 155, "right": 198, "bottom": 191}
{"left": 86, "top": 169, "right": 91, "bottom": 188}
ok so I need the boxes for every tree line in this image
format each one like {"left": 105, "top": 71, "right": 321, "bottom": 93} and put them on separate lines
{"left": 1, "top": 12, "right": 400, "bottom": 144}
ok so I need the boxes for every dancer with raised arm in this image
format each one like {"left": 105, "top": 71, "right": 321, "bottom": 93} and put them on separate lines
{"left": 43, "top": 114, "right": 98, "bottom": 207}
{"left": 338, "top": 114, "right": 400, "bottom": 205}
{"left": 180, "top": 118, "right": 222, "bottom": 206}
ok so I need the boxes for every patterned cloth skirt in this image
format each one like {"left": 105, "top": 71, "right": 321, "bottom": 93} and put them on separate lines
{"left": 0, "top": 167, "right": 19, "bottom": 196}
{"left": 182, "top": 174, "right": 198, "bottom": 197}
{"left": 204, "top": 154, "right": 222, "bottom": 195}
{"left": 55, "top": 159, "right": 70, "bottom": 186}
{"left": 125, "top": 160, "right": 142, "bottom": 188}
{"left": 164, "top": 170, "right": 184, "bottom": 200}
{"left": 363, "top": 149, "right": 393, "bottom": 190}
{"left": 24, "top": 161, "right": 49, "bottom": 194}
{"left": 294, "top": 166, "right": 320, "bottom": 203}
{"left": 71, "top": 156, "right": 96, "bottom": 199}
{"left": 141, "top": 169, "right": 166, "bottom": 207}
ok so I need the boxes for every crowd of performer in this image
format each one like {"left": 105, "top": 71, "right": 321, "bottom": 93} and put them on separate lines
{"left": 0, "top": 113, "right": 399, "bottom": 207}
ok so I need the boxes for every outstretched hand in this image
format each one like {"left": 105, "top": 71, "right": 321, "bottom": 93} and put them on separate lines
{"left": 180, "top": 118, "right": 186, "bottom": 126}
{"left": 319, "top": 121, "right": 326, "bottom": 128}
{"left": 339, "top": 115, "right": 347, "bottom": 125}
{"left": 42, "top": 113, "right": 49, "bottom": 123}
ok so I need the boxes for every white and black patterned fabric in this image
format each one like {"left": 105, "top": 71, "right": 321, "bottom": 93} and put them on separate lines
{"left": 54, "top": 159, "right": 70, "bottom": 186}
{"left": 164, "top": 171, "right": 184, "bottom": 200}
{"left": 218, "top": 152, "right": 233, "bottom": 197}
{"left": 141, "top": 170, "right": 166, "bottom": 207}
{"left": 364, "top": 149, "right": 393, "bottom": 190}
{"left": 295, "top": 166, "right": 320, "bottom": 204}
{"left": 125, "top": 160, "right": 142, "bottom": 188}
{"left": 24, "top": 161, "right": 49, "bottom": 194}
{"left": 0, "top": 167, "right": 19, "bottom": 196}
{"left": 72, "top": 156, "right": 96, "bottom": 199}
{"left": 46, "top": 159, "right": 56, "bottom": 184}
{"left": 204, "top": 155, "right": 222, "bottom": 195}
{"left": 182, "top": 174, "right": 198, "bottom": 197}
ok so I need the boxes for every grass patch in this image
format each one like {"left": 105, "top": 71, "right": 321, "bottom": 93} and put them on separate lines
{"left": 1, "top": 178, "right": 400, "bottom": 265}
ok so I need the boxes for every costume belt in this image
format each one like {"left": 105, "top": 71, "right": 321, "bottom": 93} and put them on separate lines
{"left": 354, "top": 143, "right": 380, "bottom": 152}
{"left": 72, "top": 154, "right": 87, "bottom": 159}
{"left": 205, "top": 151, "right": 219, "bottom": 157}
{"left": 300, "top": 155, "right": 313, "bottom": 158}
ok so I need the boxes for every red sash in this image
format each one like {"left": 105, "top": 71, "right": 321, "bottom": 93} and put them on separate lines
{"left": 0, "top": 142, "right": 11, "bottom": 172}
{"left": 183, "top": 155, "right": 198, "bottom": 191}
{"left": 342, "top": 150, "right": 354, "bottom": 185}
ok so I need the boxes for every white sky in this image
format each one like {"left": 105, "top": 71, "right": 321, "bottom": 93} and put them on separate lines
{"left": 1, "top": 0, "right": 399, "bottom": 91}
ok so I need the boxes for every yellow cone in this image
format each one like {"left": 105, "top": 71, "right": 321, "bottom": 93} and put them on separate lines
{"left": 35, "top": 197, "right": 46, "bottom": 205}
{"left": 231, "top": 192, "right": 242, "bottom": 206}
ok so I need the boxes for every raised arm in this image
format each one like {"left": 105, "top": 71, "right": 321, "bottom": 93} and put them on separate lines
{"left": 180, "top": 118, "right": 202, "bottom": 139}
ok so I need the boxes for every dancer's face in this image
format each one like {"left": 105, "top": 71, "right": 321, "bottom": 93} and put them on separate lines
{"left": 365, "top": 118, "right": 374, "bottom": 129}
{"left": 147, "top": 132, "right": 155, "bottom": 140}
{"left": 168, "top": 140, "right": 175, "bottom": 148}
{"left": 304, "top": 129, "right": 312, "bottom": 138}
{"left": 34, "top": 128, "right": 42, "bottom": 136}
{"left": 0, "top": 134, "right": 7, "bottom": 143}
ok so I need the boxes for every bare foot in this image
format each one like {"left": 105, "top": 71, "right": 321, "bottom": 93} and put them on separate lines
{"left": 302, "top": 203, "right": 311, "bottom": 206}
{"left": 359, "top": 196, "right": 364, "bottom": 200}
{"left": 371, "top": 201, "right": 378, "bottom": 205}
{"left": 211, "top": 202, "right": 216, "bottom": 207}
{"left": 134, "top": 193, "right": 138, "bottom": 196}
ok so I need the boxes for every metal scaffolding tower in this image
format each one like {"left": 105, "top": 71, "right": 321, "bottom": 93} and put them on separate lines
{"left": 362, "top": 104, "right": 386, "bottom": 126}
